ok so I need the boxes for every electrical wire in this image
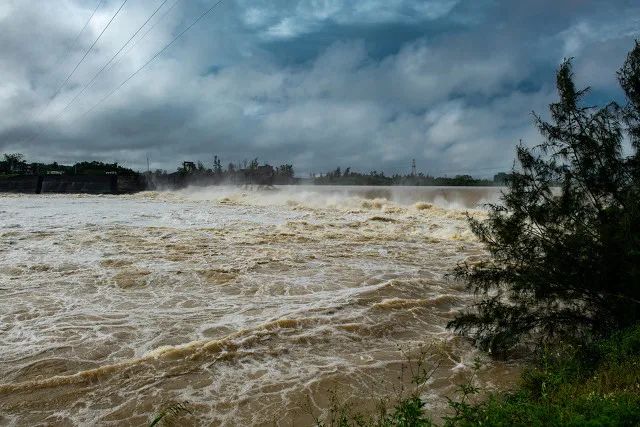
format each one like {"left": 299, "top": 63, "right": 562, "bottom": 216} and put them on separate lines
{"left": 82, "top": 0, "right": 226, "bottom": 117}
{"left": 21, "top": 0, "right": 127, "bottom": 146}
{"left": 104, "top": 0, "right": 181, "bottom": 76}
{"left": 48, "top": 0, "right": 129, "bottom": 105}
{"left": 52, "top": 0, "right": 105, "bottom": 72}
{"left": 60, "top": 0, "right": 171, "bottom": 114}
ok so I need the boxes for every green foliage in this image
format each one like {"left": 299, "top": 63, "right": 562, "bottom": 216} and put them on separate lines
{"left": 71, "top": 160, "right": 134, "bottom": 175}
{"left": 445, "top": 324, "right": 640, "bottom": 427}
{"left": 313, "top": 169, "right": 498, "bottom": 186}
{"left": 0, "top": 153, "right": 26, "bottom": 174}
{"left": 313, "top": 386, "right": 435, "bottom": 427}
{"left": 448, "top": 42, "right": 640, "bottom": 354}
{"left": 385, "top": 396, "right": 431, "bottom": 427}
{"left": 310, "top": 345, "right": 439, "bottom": 427}
{"left": 213, "top": 155, "right": 223, "bottom": 174}
{"left": 0, "top": 153, "right": 139, "bottom": 177}
{"left": 275, "top": 163, "right": 295, "bottom": 183}
{"left": 312, "top": 327, "right": 640, "bottom": 426}
{"left": 248, "top": 157, "right": 259, "bottom": 170}
{"left": 148, "top": 402, "right": 192, "bottom": 427}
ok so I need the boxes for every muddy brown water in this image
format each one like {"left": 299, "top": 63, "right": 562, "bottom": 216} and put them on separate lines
{"left": 0, "top": 186, "right": 518, "bottom": 426}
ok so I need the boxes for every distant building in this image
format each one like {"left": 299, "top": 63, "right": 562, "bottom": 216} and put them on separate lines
{"left": 182, "top": 161, "right": 196, "bottom": 173}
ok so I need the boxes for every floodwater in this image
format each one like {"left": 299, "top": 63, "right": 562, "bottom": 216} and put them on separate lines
{"left": 0, "top": 186, "right": 517, "bottom": 426}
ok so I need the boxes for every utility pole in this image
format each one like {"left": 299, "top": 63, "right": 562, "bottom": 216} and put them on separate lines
{"left": 146, "top": 155, "right": 150, "bottom": 173}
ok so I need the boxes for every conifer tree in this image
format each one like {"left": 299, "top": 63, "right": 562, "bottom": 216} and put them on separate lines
{"left": 448, "top": 42, "right": 640, "bottom": 353}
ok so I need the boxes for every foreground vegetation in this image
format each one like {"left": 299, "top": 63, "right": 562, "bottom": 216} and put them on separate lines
{"left": 448, "top": 325, "right": 640, "bottom": 426}
{"left": 314, "top": 325, "right": 640, "bottom": 427}
{"left": 311, "top": 41, "right": 640, "bottom": 427}
{"left": 449, "top": 42, "right": 640, "bottom": 354}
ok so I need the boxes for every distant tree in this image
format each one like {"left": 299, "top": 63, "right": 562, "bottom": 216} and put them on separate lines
{"left": 213, "top": 155, "right": 223, "bottom": 174}
{"left": 493, "top": 172, "right": 510, "bottom": 184}
{"left": 449, "top": 43, "right": 640, "bottom": 354}
{"left": 276, "top": 164, "right": 294, "bottom": 178}
{"left": 4, "top": 153, "right": 24, "bottom": 163}
{"left": 1, "top": 153, "right": 25, "bottom": 173}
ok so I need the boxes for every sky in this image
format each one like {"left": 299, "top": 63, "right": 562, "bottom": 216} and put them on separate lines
{"left": 1, "top": 0, "right": 639, "bottom": 176}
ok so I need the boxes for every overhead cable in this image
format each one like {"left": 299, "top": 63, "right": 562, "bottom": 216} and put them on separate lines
{"left": 61, "top": 0, "right": 171, "bottom": 113}
{"left": 83, "top": 0, "right": 226, "bottom": 117}
{"left": 48, "top": 0, "right": 129, "bottom": 105}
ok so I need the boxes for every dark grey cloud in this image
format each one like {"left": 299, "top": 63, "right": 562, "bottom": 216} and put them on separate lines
{"left": 0, "top": 0, "right": 639, "bottom": 176}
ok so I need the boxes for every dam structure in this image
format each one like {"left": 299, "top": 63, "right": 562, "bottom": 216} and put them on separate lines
{"left": 0, "top": 174, "right": 145, "bottom": 194}
{"left": 0, "top": 160, "right": 280, "bottom": 195}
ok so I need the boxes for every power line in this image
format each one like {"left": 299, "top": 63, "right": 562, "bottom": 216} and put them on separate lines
{"left": 105, "top": 0, "right": 181, "bottom": 76}
{"left": 28, "top": 0, "right": 103, "bottom": 123}
{"left": 83, "top": 0, "right": 226, "bottom": 117}
{"left": 74, "top": 1, "right": 105, "bottom": 41}
{"left": 53, "top": 0, "right": 105, "bottom": 72}
{"left": 48, "top": 0, "right": 129, "bottom": 106}
{"left": 60, "top": 0, "right": 171, "bottom": 114}
{"left": 20, "top": 0, "right": 127, "bottom": 146}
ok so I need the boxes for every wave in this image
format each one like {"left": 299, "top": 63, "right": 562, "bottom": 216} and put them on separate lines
{"left": 373, "top": 295, "right": 462, "bottom": 310}
{"left": 132, "top": 185, "right": 499, "bottom": 212}
{"left": 0, "top": 317, "right": 323, "bottom": 394}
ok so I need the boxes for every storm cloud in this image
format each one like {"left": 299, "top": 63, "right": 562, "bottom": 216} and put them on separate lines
{"left": 1, "top": 0, "right": 639, "bottom": 175}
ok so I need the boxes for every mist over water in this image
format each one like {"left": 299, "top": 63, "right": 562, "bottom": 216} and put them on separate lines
{"left": 0, "top": 186, "right": 515, "bottom": 426}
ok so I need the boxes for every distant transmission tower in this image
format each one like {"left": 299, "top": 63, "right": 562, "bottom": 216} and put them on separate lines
{"left": 411, "top": 159, "right": 417, "bottom": 176}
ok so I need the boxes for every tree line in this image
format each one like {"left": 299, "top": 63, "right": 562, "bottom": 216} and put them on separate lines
{"left": 314, "top": 166, "right": 508, "bottom": 186}
{"left": 0, "top": 153, "right": 137, "bottom": 176}
{"left": 2, "top": 152, "right": 511, "bottom": 187}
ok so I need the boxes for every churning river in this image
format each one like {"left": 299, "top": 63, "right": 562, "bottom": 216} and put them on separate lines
{"left": 0, "top": 186, "right": 518, "bottom": 426}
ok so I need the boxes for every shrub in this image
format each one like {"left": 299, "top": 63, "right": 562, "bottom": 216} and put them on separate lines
{"left": 448, "top": 42, "right": 640, "bottom": 354}
{"left": 445, "top": 324, "right": 640, "bottom": 427}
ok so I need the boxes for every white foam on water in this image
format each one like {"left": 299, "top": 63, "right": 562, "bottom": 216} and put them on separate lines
{"left": 0, "top": 187, "right": 515, "bottom": 425}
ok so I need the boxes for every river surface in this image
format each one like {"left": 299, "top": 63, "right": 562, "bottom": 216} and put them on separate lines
{"left": 0, "top": 186, "right": 518, "bottom": 426}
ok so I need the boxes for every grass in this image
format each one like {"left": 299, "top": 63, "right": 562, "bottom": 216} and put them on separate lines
{"left": 148, "top": 402, "right": 192, "bottom": 426}
{"left": 307, "top": 344, "right": 441, "bottom": 427}
{"left": 447, "top": 325, "right": 640, "bottom": 427}
{"left": 314, "top": 325, "right": 640, "bottom": 427}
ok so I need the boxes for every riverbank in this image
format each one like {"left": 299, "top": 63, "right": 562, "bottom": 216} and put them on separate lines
{"left": 451, "top": 325, "right": 640, "bottom": 426}
{"left": 315, "top": 324, "right": 640, "bottom": 426}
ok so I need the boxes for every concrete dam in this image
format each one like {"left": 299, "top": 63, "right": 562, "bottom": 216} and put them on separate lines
{"left": 0, "top": 174, "right": 144, "bottom": 194}
{"left": 0, "top": 167, "right": 279, "bottom": 195}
